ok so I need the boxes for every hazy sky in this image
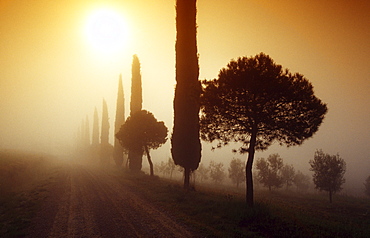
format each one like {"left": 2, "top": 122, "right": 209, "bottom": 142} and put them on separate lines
{"left": 0, "top": 0, "right": 369, "bottom": 192}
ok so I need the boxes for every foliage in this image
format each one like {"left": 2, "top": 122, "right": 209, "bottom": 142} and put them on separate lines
{"left": 158, "top": 158, "right": 177, "bottom": 179}
{"left": 113, "top": 74, "right": 126, "bottom": 167}
{"left": 200, "top": 52, "right": 327, "bottom": 206}
{"left": 281, "top": 164, "right": 295, "bottom": 189}
{"left": 171, "top": 0, "right": 201, "bottom": 189}
{"left": 195, "top": 163, "right": 209, "bottom": 183}
{"left": 116, "top": 110, "right": 168, "bottom": 176}
{"left": 228, "top": 158, "right": 245, "bottom": 188}
{"left": 293, "top": 170, "right": 310, "bottom": 191}
{"left": 365, "top": 176, "right": 370, "bottom": 197}
{"left": 255, "top": 154, "right": 284, "bottom": 191}
{"left": 309, "top": 149, "right": 346, "bottom": 203}
{"left": 209, "top": 161, "right": 225, "bottom": 184}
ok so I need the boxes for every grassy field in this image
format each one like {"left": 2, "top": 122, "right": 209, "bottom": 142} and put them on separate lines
{"left": 117, "top": 169, "right": 370, "bottom": 237}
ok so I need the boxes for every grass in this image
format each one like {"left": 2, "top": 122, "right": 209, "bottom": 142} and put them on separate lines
{"left": 115, "top": 169, "right": 370, "bottom": 237}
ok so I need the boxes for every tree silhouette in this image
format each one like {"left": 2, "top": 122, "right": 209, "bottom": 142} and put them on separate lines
{"left": 281, "top": 164, "right": 295, "bottom": 189}
{"left": 309, "top": 149, "right": 346, "bottom": 203}
{"left": 228, "top": 158, "right": 245, "bottom": 188}
{"left": 128, "top": 55, "right": 143, "bottom": 172}
{"left": 92, "top": 107, "right": 99, "bottom": 147}
{"left": 200, "top": 53, "right": 327, "bottom": 206}
{"left": 100, "top": 99, "right": 110, "bottom": 165}
{"left": 116, "top": 110, "right": 168, "bottom": 176}
{"left": 113, "top": 74, "right": 126, "bottom": 167}
{"left": 172, "top": 0, "right": 201, "bottom": 189}
{"left": 255, "top": 154, "right": 284, "bottom": 191}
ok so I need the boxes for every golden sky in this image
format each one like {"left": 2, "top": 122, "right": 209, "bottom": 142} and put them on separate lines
{"left": 0, "top": 0, "right": 369, "bottom": 191}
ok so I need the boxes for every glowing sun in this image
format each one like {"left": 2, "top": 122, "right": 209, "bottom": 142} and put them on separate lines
{"left": 85, "top": 8, "right": 130, "bottom": 54}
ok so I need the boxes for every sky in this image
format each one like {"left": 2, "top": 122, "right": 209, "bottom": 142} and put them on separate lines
{"left": 0, "top": 0, "right": 369, "bottom": 194}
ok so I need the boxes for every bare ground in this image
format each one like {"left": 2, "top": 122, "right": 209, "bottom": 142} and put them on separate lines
{"left": 26, "top": 163, "right": 199, "bottom": 238}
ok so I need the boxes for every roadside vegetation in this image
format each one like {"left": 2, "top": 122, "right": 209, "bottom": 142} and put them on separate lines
{"left": 117, "top": 169, "right": 370, "bottom": 237}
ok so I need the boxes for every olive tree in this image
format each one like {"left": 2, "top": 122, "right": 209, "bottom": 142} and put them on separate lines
{"left": 200, "top": 53, "right": 327, "bottom": 206}
{"left": 228, "top": 158, "right": 246, "bottom": 188}
{"left": 209, "top": 161, "right": 225, "bottom": 184}
{"left": 255, "top": 154, "right": 284, "bottom": 191}
{"left": 309, "top": 149, "right": 346, "bottom": 203}
{"left": 281, "top": 164, "right": 296, "bottom": 189}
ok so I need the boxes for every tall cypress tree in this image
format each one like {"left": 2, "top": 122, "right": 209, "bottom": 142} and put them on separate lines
{"left": 128, "top": 54, "right": 143, "bottom": 171}
{"left": 171, "top": 0, "right": 201, "bottom": 188}
{"left": 113, "top": 74, "right": 125, "bottom": 167}
{"left": 100, "top": 99, "right": 110, "bottom": 165}
{"left": 92, "top": 107, "right": 99, "bottom": 147}
{"left": 130, "top": 55, "right": 142, "bottom": 114}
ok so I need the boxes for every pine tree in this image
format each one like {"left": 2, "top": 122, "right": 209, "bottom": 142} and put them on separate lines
{"left": 100, "top": 99, "right": 110, "bottom": 165}
{"left": 113, "top": 74, "right": 125, "bottom": 167}
{"left": 200, "top": 53, "right": 327, "bottom": 206}
{"left": 171, "top": 0, "right": 201, "bottom": 189}
{"left": 128, "top": 55, "right": 143, "bottom": 171}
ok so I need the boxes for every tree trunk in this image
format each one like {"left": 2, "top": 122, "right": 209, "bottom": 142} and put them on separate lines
{"left": 246, "top": 126, "right": 257, "bottom": 207}
{"left": 329, "top": 190, "right": 333, "bottom": 203}
{"left": 145, "top": 146, "right": 154, "bottom": 176}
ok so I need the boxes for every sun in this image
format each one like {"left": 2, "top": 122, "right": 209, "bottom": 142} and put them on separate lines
{"left": 85, "top": 8, "right": 130, "bottom": 54}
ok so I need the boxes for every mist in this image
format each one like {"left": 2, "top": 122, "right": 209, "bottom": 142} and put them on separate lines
{"left": 0, "top": 0, "right": 369, "bottom": 197}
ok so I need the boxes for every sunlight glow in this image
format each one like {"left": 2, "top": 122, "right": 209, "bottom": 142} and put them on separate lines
{"left": 85, "top": 8, "right": 130, "bottom": 54}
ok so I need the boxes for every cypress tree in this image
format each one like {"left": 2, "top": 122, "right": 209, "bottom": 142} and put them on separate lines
{"left": 91, "top": 107, "right": 100, "bottom": 163}
{"left": 171, "top": 0, "right": 201, "bottom": 189}
{"left": 130, "top": 55, "right": 142, "bottom": 114}
{"left": 100, "top": 99, "right": 110, "bottom": 165}
{"left": 128, "top": 55, "right": 143, "bottom": 171}
{"left": 92, "top": 107, "right": 99, "bottom": 147}
{"left": 113, "top": 74, "right": 125, "bottom": 167}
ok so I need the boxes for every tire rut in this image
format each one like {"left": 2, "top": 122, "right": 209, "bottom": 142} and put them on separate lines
{"left": 27, "top": 163, "right": 198, "bottom": 238}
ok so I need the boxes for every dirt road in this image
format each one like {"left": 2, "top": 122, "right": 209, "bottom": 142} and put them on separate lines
{"left": 26, "top": 164, "right": 198, "bottom": 238}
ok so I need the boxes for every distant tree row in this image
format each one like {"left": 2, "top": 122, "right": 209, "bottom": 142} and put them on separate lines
{"left": 255, "top": 154, "right": 310, "bottom": 192}
{"left": 76, "top": 99, "right": 112, "bottom": 165}
{"left": 75, "top": 55, "right": 168, "bottom": 173}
